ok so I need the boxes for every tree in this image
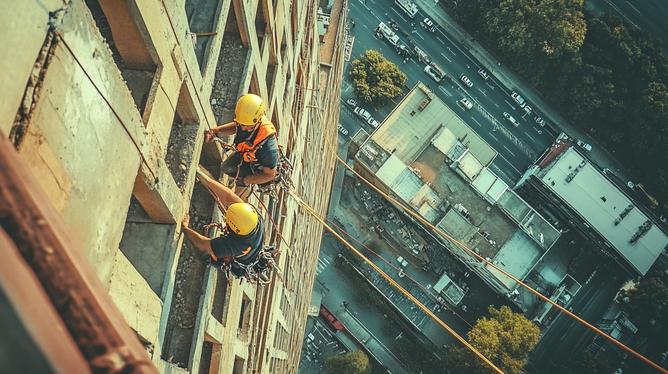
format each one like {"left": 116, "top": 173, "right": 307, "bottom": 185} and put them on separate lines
{"left": 547, "top": 350, "right": 612, "bottom": 374}
{"left": 325, "top": 350, "right": 371, "bottom": 374}
{"left": 444, "top": 306, "right": 540, "bottom": 374}
{"left": 348, "top": 50, "right": 406, "bottom": 108}
{"left": 617, "top": 277, "right": 668, "bottom": 325}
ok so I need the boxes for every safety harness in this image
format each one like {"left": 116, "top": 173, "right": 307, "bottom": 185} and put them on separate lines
{"left": 214, "top": 119, "right": 293, "bottom": 197}
{"left": 234, "top": 117, "right": 277, "bottom": 163}
{"left": 203, "top": 222, "right": 282, "bottom": 284}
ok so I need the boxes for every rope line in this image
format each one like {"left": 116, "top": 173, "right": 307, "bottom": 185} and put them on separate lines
{"left": 53, "top": 32, "right": 158, "bottom": 184}
{"left": 321, "top": 215, "right": 532, "bottom": 374}
{"left": 288, "top": 189, "right": 506, "bottom": 374}
{"left": 321, "top": 120, "right": 667, "bottom": 373}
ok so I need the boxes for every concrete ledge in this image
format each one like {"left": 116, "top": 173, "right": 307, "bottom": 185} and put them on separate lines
{"left": 108, "top": 249, "right": 163, "bottom": 346}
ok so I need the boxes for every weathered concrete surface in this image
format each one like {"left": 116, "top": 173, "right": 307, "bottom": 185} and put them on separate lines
{"left": 0, "top": 0, "right": 66, "bottom": 137}
{"left": 108, "top": 249, "right": 163, "bottom": 346}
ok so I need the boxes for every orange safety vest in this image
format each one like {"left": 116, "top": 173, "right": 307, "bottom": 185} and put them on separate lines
{"left": 235, "top": 116, "right": 277, "bottom": 163}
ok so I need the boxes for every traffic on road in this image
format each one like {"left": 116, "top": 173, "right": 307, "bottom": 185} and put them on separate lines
{"left": 341, "top": 0, "right": 561, "bottom": 184}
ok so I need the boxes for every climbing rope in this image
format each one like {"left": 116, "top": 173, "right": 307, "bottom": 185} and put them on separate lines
{"left": 288, "top": 188, "right": 506, "bottom": 373}
{"left": 314, "top": 116, "right": 667, "bottom": 373}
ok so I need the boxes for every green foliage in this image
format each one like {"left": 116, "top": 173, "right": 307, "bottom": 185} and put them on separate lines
{"left": 617, "top": 277, "right": 668, "bottom": 325}
{"left": 546, "top": 350, "right": 612, "bottom": 374}
{"left": 444, "top": 0, "right": 668, "bottom": 208}
{"left": 325, "top": 350, "right": 371, "bottom": 374}
{"left": 348, "top": 50, "right": 407, "bottom": 108}
{"left": 392, "top": 333, "right": 443, "bottom": 374}
{"left": 444, "top": 306, "right": 540, "bottom": 374}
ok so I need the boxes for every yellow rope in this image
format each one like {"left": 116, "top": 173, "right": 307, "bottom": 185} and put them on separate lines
{"left": 321, "top": 117, "right": 667, "bottom": 373}
{"left": 289, "top": 189, "right": 506, "bottom": 374}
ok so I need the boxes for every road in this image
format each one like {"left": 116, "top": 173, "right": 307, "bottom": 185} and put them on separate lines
{"left": 527, "top": 266, "right": 625, "bottom": 373}
{"left": 587, "top": 0, "right": 668, "bottom": 55}
{"left": 345, "top": 0, "right": 556, "bottom": 184}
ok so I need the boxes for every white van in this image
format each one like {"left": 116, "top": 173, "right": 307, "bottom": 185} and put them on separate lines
{"left": 503, "top": 112, "right": 519, "bottom": 127}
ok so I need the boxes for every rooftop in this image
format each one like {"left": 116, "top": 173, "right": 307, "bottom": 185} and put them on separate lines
{"left": 354, "top": 82, "right": 561, "bottom": 292}
{"left": 536, "top": 147, "right": 668, "bottom": 275}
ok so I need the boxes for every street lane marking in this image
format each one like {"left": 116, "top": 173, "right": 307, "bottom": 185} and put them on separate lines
{"left": 391, "top": 8, "right": 407, "bottom": 23}
{"left": 437, "top": 37, "right": 444, "bottom": 44}
{"left": 626, "top": 2, "right": 641, "bottom": 14}
{"left": 440, "top": 53, "right": 451, "bottom": 62}
{"left": 503, "top": 146, "right": 516, "bottom": 156}
{"left": 488, "top": 132, "right": 499, "bottom": 142}
{"left": 524, "top": 133, "right": 536, "bottom": 142}
{"left": 438, "top": 86, "right": 452, "bottom": 97}
{"left": 414, "top": 32, "right": 424, "bottom": 40}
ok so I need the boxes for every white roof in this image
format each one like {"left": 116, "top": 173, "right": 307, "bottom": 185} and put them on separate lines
{"left": 376, "top": 154, "right": 406, "bottom": 187}
{"left": 487, "top": 230, "right": 543, "bottom": 289}
{"left": 541, "top": 148, "right": 668, "bottom": 274}
{"left": 390, "top": 167, "right": 423, "bottom": 203}
{"left": 457, "top": 153, "right": 483, "bottom": 180}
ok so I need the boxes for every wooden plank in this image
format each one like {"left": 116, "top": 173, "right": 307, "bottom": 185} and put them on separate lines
{"left": 0, "top": 134, "right": 159, "bottom": 373}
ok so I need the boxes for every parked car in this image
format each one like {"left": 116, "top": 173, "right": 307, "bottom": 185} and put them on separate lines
{"left": 575, "top": 139, "right": 592, "bottom": 152}
{"left": 477, "top": 68, "right": 490, "bottom": 81}
{"left": 422, "top": 17, "right": 436, "bottom": 32}
{"left": 459, "top": 74, "right": 473, "bottom": 88}
{"left": 503, "top": 112, "right": 520, "bottom": 127}
{"left": 424, "top": 65, "right": 442, "bottom": 82}
{"left": 346, "top": 98, "right": 358, "bottom": 108}
{"left": 354, "top": 106, "right": 371, "bottom": 121}
{"left": 337, "top": 124, "right": 348, "bottom": 136}
{"left": 368, "top": 117, "right": 380, "bottom": 128}
{"left": 460, "top": 97, "right": 473, "bottom": 110}
{"left": 511, "top": 91, "right": 526, "bottom": 108}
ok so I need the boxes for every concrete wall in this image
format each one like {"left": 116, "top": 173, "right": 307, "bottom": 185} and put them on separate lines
{"left": 1, "top": 0, "right": 343, "bottom": 372}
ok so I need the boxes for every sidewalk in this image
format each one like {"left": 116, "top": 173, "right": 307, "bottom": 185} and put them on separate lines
{"left": 411, "top": 0, "right": 634, "bottom": 182}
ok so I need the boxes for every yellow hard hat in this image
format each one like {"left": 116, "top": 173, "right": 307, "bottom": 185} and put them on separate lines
{"left": 226, "top": 203, "right": 259, "bottom": 236}
{"left": 235, "top": 94, "right": 265, "bottom": 126}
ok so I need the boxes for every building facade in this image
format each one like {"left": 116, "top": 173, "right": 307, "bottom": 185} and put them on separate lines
{"left": 1, "top": 0, "right": 345, "bottom": 372}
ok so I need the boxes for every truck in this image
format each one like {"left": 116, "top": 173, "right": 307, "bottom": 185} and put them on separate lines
{"left": 395, "top": 0, "right": 418, "bottom": 18}
{"left": 375, "top": 22, "right": 400, "bottom": 47}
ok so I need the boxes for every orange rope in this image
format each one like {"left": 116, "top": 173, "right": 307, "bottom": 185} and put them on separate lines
{"left": 322, "top": 215, "right": 532, "bottom": 374}
{"left": 320, "top": 122, "right": 667, "bottom": 373}
{"left": 290, "top": 189, "right": 506, "bottom": 373}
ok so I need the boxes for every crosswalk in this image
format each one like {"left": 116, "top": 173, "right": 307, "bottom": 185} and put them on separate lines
{"left": 316, "top": 256, "right": 331, "bottom": 276}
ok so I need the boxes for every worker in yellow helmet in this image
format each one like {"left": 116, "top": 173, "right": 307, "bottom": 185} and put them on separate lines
{"left": 204, "top": 94, "right": 279, "bottom": 198}
{"left": 181, "top": 167, "right": 265, "bottom": 275}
